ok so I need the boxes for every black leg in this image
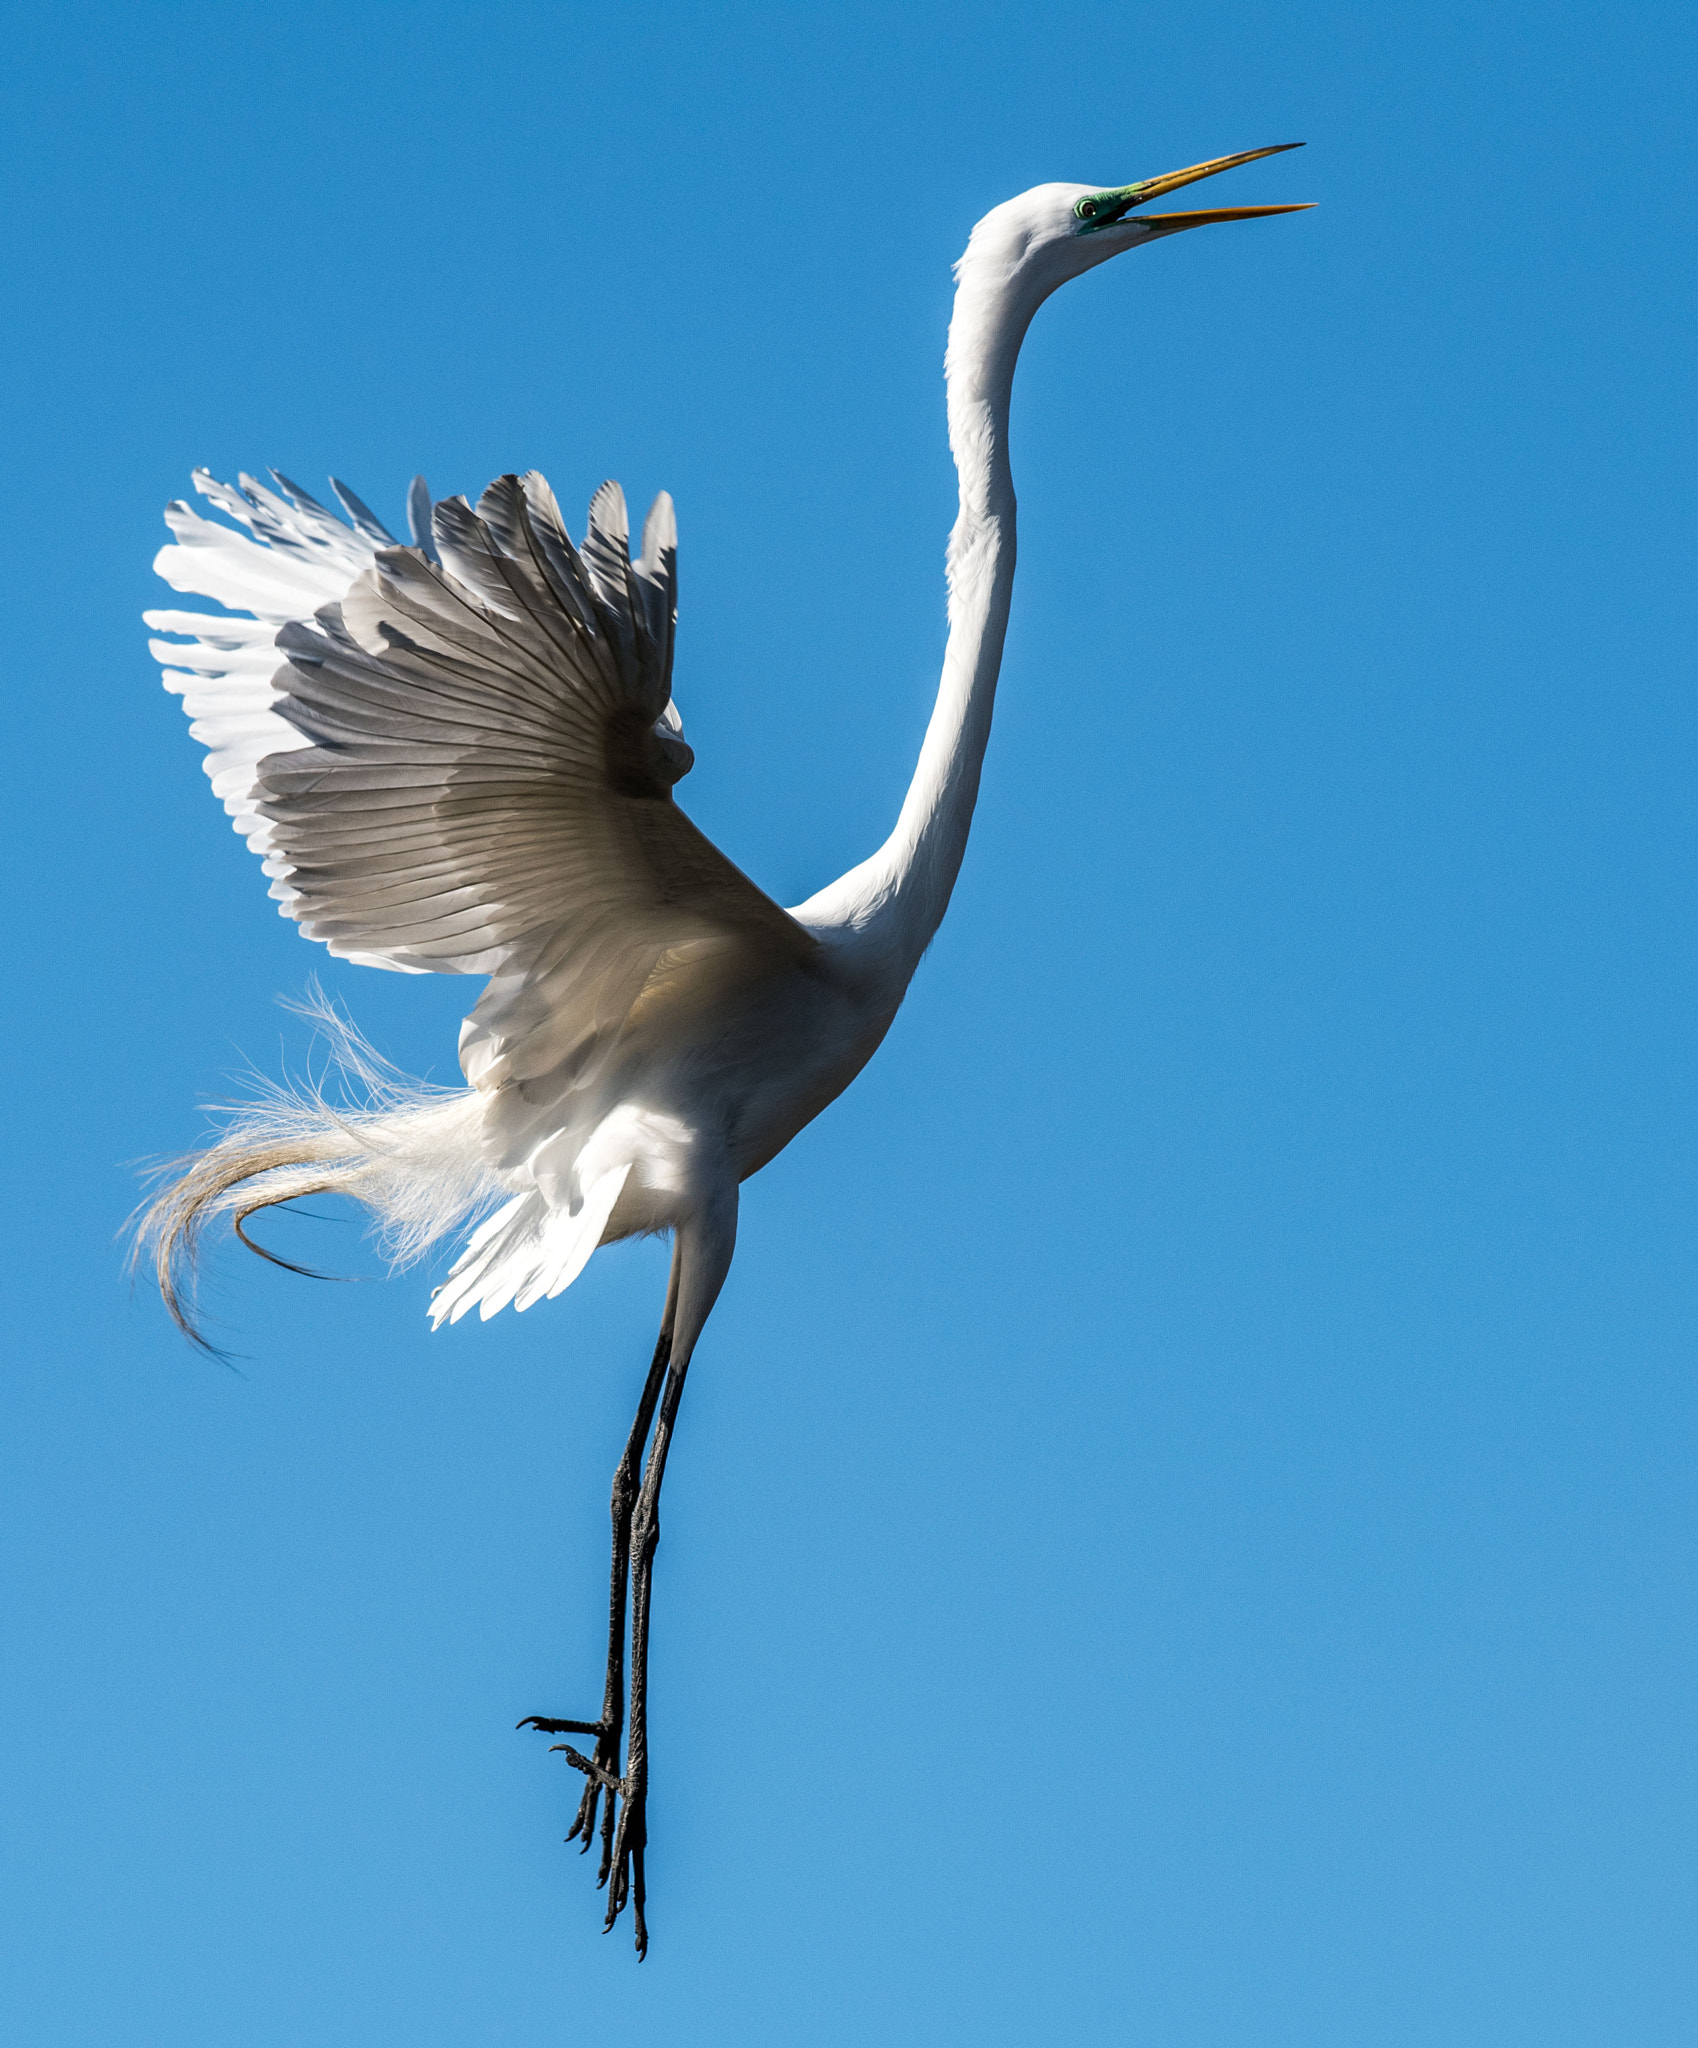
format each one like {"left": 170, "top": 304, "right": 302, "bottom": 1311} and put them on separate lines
{"left": 582, "top": 1324, "right": 671, "bottom": 1878}
{"left": 600, "top": 1338, "right": 693, "bottom": 1956}
{"left": 517, "top": 1324, "right": 670, "bottom": 1871}
{"left": 523, "top": 1199, "right": 733, "bottom": 1960}
{"left": 518, "top": 1241, "right": 681, "bottom": 1877}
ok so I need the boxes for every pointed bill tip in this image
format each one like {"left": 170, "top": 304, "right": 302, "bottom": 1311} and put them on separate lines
{"left": 1124, "top": 143, "right": 1309, "bottom": 208}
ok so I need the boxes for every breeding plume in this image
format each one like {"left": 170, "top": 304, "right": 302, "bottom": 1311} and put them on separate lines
{"left": 141, "top": 147, "right": 1309, "bottom": 1953}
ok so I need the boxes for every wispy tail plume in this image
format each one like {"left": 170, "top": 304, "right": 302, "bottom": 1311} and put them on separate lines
{"left": 131, "top": 993, "right": 502, "bottom": 1348}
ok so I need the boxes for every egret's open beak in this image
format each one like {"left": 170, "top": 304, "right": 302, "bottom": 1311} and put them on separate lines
{"left": 1080, "top": 143, "right": 1313, "bottom": 237}
{"left": 1142, "top": 200, "right": 1314, "bottom": 237}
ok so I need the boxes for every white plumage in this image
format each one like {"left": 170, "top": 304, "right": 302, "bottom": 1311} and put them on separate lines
{"left": 138, "top": 151, "right": 1309, "bottom": 1954}
{"left": 145, "top": 465, "right": 776, "bottom": 1327}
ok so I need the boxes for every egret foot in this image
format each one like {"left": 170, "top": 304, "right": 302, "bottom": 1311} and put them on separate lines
{"left": 559, "top": 1745, "right": 648, "bottom": 1956}
{"left": 518, "top": 1715, "right": 620, "bottom": 1869}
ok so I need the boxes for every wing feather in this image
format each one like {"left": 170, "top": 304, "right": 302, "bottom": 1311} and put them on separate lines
{"left": 147, "top": 463, "right": 764, "bottom": 1160}
{"left": 247, "top": 469, "right": 810, "bottom": 1162}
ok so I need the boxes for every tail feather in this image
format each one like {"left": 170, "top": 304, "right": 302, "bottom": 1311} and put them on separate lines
{"left": 429, "top": 1160, "right": 632, "bottom": 1327}
{"left": 132, "top": 999, "right": 503, "bottom": 1347}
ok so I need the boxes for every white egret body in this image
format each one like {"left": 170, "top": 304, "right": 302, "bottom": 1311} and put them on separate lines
{"left": 141, "top": 150, "right": 1309, "bottom": 1952}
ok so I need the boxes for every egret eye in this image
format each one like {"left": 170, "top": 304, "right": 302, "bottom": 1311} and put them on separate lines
{"left": 1075, "top": 198, "right": 1096, "bottom": 220}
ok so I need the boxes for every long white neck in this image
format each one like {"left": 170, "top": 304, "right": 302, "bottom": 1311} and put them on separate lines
{"left": 794, "top": 243, "right": 1048, "bottom": 996}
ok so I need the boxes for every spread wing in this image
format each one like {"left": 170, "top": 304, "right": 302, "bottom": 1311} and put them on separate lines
{"left": 147, "top": 466, "right": 816, "bottom": 1165}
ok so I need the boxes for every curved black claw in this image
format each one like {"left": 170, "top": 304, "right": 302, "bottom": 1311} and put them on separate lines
{"left": 554, "top": 1744, "right": 624, "bottom": 1793}
{"left": 521, "top": 1717, "right": 615, "bottom": 1858}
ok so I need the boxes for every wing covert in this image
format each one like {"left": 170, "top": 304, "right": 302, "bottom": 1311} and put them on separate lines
{"left": 147, "top": 462, "right": 804, "bottom": 1163}
{"left": 249, "top": 470, "right": 813, "bottom": 1150}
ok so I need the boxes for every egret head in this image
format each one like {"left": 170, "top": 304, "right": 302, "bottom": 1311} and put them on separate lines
{"left": 958, "top": 144, "right": 1311, "bottom": 313}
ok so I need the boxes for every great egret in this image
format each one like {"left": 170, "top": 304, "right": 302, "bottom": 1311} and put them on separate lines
{"left": 140, "top": 146, "right": 1309, "bottom": 1954}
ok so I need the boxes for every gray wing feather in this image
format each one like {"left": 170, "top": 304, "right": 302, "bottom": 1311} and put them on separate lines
{"left": 407, "top": 475, "right": 441, "bottom": 563}
{"left": 253, "top": 468, "right": 812, "bottom": 1164}
{"left": 636, "top": 489, "right": 677, "bottom": 688}
{"left": 330, "top": 477, "right": 399, "bottom": 546}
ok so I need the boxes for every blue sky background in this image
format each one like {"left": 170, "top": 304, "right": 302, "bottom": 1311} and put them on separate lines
{"left": 3, "top": 1, "right": 1695, "bottom": 2041}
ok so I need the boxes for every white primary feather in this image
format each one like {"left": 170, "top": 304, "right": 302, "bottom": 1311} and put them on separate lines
{"left": 145, "top": 469, "right": 412, "bottom": 968}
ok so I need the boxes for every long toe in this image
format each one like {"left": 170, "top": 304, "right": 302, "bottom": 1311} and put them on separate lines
{"left": 601, "top": 1777, "right": 650, "bottom": 1939}
{"left": 566, "top": 1780, "right": 601, "bottom": 1849}
{"left": 553, "top": 1745, "right": 625, "bottom": 1794}
{"left": 632, "top": 1847, "right": 648, "bottom": 1959}
{"left": 603, "top": 1810, "right": 634, "bottom": 1929}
